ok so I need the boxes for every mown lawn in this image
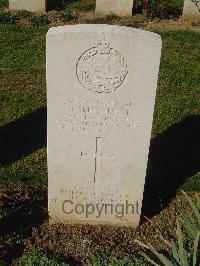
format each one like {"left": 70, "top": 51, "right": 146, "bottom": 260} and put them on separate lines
{"left": 0, "top": 25, "right": 199, "bottom": 192}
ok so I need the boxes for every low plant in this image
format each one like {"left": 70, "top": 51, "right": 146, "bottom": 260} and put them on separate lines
{"left": 134, "top": 0, "right": 182, "bottom": 19}
{"left": 0, "top": 11, "right": 20, "bottom": 24}
{"left": 17, "top": 9, "right": 33, "bottom": 19}
{"left": 0, "top": 0, "right": 8, "bottom": 7}
{"left": 21, "top": 247, "right": 69, "bottom": 266}
{"left": 30, "top": 15, "right": 50, "bottom": 26}
{"left": 121, "top": 18, "right": 144, "bottom": 28}
{"left": 84, "top": 13, "right": 120, "bottom": 24}
{"left": 89, "top": 247, "right": 147, "bottom": 266}
{"left": 60, "top": 9, "right": 76, "bottom": 22}
{"left": 147, "top": 1, "right": 182, "bottom": 19}
{"left": 136, "top": 191, "right": 200, "bottom": 266}
{"left": 179, "top": 191, "right": 200, "bottom": 241}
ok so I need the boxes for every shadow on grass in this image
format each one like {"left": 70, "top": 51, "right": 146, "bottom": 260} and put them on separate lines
{"left": 0, "top": 185, "right": 81, "bottom": 264}
{"left": 0, "top": 107, "right": 46, "bottom": 166}
{"left": 141, "top": 115, "right": 200, "bottom": 222}
{"left": 0, "top": 187, "right": 48, "bottom": 263}
{"left": 0, "top": 109, "right": 200, "bottom": 223}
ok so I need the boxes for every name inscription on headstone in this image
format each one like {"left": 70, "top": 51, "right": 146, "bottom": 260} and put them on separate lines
{"left": 59, "top": 98, "right": 134, "bottom": 133}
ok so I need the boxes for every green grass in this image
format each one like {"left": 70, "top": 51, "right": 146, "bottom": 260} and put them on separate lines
{"left": 89, "top": 247, "right": 147, "bottom": 265}
{"left": 0, "top": 25, "right": 48, "bottom": 188}
{"left": 0, "top": 25, "right": 199, "bottom": 191}
{"left": 20, "top": 247, "right": 147, "bottom": 266}
{"left": 21, "top": 248, "right": 69, "bottom": 266}
{"left": 154, "top": 31, "right": 200, "bottom": 133}
{"left": 0, "top": 26, "right": 47, "bottom": 123}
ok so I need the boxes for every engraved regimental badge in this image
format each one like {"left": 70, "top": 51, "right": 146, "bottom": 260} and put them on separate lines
{"left": 76, "top": 41, "right": 128, "bottom": 94}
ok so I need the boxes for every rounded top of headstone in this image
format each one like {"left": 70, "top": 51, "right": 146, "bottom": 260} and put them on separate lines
{"left": 47, "top": 24, "right": 162, "bottom": 44}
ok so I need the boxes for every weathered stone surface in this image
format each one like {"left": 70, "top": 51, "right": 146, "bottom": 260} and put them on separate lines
{"left": 9, "top": 0, "right": 46, "bottom": 12}
{"left": 47, "top": 24, "right": 162, "bottom": 227}
{"left": 95, "top": 0, "right": 133, "bottom": 16}
{"left": 183, "top": 0, "right": 200, "bottom": 18}
{"left": 9, "top": 0, "right": 63, "bottom": 12}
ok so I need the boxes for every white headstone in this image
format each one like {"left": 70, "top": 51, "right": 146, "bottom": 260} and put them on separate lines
{"left": 95, "top": 0, "right": 133, "bottom": 16}
{"left": 9, "top": 0, "right": 46, "bottom": 12}
{"left": 9, "top": 0, "right": 62, "bottom": 12}
{"left": 183, "top": 0, "right": 200, "bottom": 18}
{"left": 47, "top": 24, "right": 162, "bottom": 227}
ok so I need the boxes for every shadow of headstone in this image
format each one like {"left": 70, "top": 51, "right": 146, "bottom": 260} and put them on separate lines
{"left": 0, "top": 109, "right": 199, "bottom": 223}
{"left": 141, "top": 115, "right": 200, "bottom": 222}
{"left": 47, "top": 0, "right": 63, "bottom": 11}
{"left": 0, "top": 107, "right": 47, "bottom": 166}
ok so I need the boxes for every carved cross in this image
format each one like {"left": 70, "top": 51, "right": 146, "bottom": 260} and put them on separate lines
{"left": 80, "top": 137, "right": 115, "bottom": 183}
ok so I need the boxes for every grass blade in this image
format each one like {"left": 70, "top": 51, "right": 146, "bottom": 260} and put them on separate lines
{"left": 171, "top": 240, "right": 180, "bottom": 263}
{"left": 176, "top": 221, "right": 189, "bottom": 266}
{"left": 193, "top": 231, "right": 200, "bottom": 266}
{"left": 141, "top": 252, "right": 160, "bottom": 266}
{"left": 180, "top": 212, "right": 198, "bottom": 240}
{"left": 146, "top": 242, "right": 174, "bottom": 266}
{"left": 195, "top": 194, "right": 200, "bottom": 211}
{"left": 182, "top": 190, "right": 200, "bottom": 225}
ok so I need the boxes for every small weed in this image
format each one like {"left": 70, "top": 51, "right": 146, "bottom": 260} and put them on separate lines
{"left": 0, "top": 11, "right": 20, "bottom": 24}
{"left": 121, "top": 18, "right": 144, "bottom": 28}
{"left": 0, "top": 0, "right": 7, "bottom": 7}
{"left": 137, "top": 191, "right": 200, "bottom": 266}
{"left": 60, "top": 9, "right": 76, "bottom": 22}
{"left": 30, "top": 15, "right": 50, "bottom": 26}
{"left": 85, "top": 13, "right": 120, "bottom": 24}
{"left": 17, "top": 9, "right": 33, "bottom": 19}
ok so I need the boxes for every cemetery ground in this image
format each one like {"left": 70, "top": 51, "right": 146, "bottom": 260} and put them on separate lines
{"left": 0, "top": 0, "right": 200, "bottom": 265}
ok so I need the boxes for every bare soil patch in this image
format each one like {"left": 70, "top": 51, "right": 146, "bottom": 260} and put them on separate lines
{"left": 0, "top": 186, "right": 196, "bottom": 265}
